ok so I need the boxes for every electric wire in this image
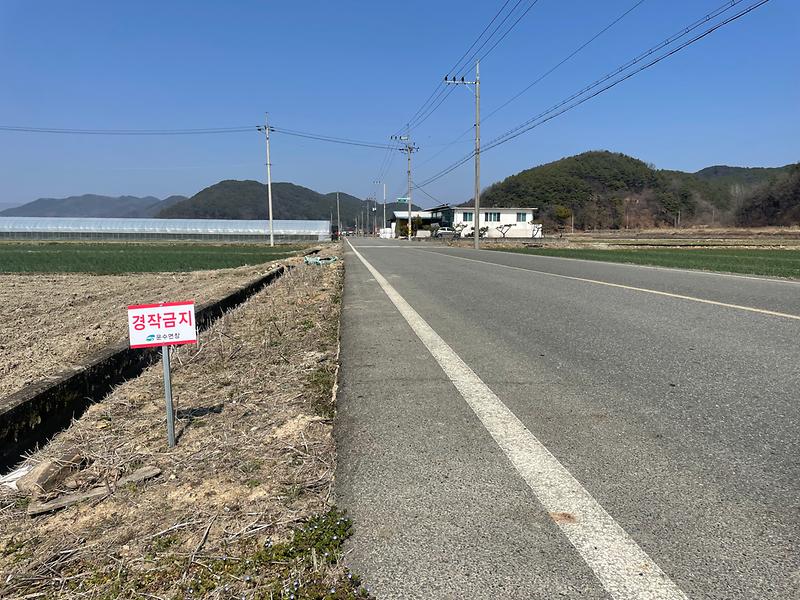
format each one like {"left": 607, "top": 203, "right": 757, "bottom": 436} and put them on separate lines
{"left": 417, "top": 0, "right": 647, "bottom": 170}
{"left": 483, "top": 0, "right": 648, "bottom": 123}
{"left": 407, "top": 0, "right": 540, "bottom": 132}
{"left": 393, "top": 0, "right": 515, "bottom": 136}
{"left": 467, "top": 0, "right": 541, "bottom": 67}
{"left": 0, "top": 123, "right": 398, "bottom": 150}
{"left": 416, "top": 0, "right": 769, "bottom": 188}
{"left": 0, "top": 125, "right": 255, "bottom": 135}
{"left": 402, "top": 0, "right": 540, "bottom": 134}
{"left": 485, "top": 0, "right": 748, "bottom": 146}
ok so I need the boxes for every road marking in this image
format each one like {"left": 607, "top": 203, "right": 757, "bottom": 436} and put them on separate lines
{"left": 416, "top": 249, "right": 800, "bottom": 321}
{"left": 346, "top": 239, "right": 689, "bottom": 600}
{"left": 481, "top": 247, "right": 800, "bottom": 285}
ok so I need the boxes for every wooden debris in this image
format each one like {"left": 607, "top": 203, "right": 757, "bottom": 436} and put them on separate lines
{"left": 27, "top": 466, "right": 161, "bottom": 516}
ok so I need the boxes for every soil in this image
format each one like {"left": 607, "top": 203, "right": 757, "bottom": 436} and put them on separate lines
{"left": 0, "top": 246, "right": 364, "bottom": 598}
{"left": 0, "top": 263, "right": 288, "bottom": 400}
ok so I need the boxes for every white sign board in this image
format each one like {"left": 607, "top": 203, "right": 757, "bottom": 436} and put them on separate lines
{"left": 127, "top": 301, "right": 197, "bottom": 349}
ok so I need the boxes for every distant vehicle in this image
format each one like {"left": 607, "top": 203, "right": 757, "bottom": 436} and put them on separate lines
{"left": 434, "top": 227, "right": 455, "bottom": 238}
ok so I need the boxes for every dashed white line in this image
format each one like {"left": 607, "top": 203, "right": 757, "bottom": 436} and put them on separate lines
{"left": 347, "top": 239, "right": 689, "bottom": 600}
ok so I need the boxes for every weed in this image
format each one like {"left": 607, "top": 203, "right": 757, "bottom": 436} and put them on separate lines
{"left": 307, "top": 366, "right": 335, "bottom": 418}
{"left": 150, "top": 534, "right": 180, "bottom": 554}
{"left": 62, "top": 510, "right": 371, "bottom": 599}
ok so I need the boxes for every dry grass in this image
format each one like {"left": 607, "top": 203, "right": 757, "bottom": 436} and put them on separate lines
{"left": 0, "top": 262, "right": 293, "bottom": 400}
{"left": 0, "top": 246, "right": 368, "bottom": 599}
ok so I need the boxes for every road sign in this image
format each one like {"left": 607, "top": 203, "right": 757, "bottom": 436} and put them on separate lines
{"left": 127, "top": 301, "right": 197, "bottom": 349}
{"left": 127, "top": 301, "right": 197, "bottom": 448}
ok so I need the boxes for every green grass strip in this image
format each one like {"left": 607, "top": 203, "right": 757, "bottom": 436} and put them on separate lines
{"left": 493, "top": 247, "right": 800, "bottom": 279}
{"left": 0, "top": 242, "right": 302, "bottom": 274}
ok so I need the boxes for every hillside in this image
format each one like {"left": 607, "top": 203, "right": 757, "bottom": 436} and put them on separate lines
{"left": 479, "top": 151, "right": 798, "bottom": 229}
{"left": 694, "top": 165, "right": 791, "bottom": 185}
{"left": 0, "top": 194, "right": 188, "bottom": 218}
{"left": 735, "top": 164, "right": 800, "bottom": 226}
{"left": 157, "top": 180, "right": 417, "bottom": 227}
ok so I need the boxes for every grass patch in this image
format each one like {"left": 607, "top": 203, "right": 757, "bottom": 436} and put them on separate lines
{"left": 494, "top": 247, "right": 800, "bottom": 278}
{"left": 64, "top": 510, "right": 370, "bottom": 599}
{"left": 307, "top": 365, "right": 336, "bottom": 418}
{"left": 0, "top": 242, "right": 303, "bottom": 274}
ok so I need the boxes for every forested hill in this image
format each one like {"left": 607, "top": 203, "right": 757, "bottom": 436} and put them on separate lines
{"left": 157, "top": 180, "right": 417, "bottom": 227}
{"left": 0, "top": 194, "right": 187, "bottom": 218}
{"left": 478, "top": 151, "right": 797, "bottom": 228}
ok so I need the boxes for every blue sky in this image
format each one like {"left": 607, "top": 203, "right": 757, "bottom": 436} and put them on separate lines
{"left": 0, "top": 0, "right": 797, "bottom": 208}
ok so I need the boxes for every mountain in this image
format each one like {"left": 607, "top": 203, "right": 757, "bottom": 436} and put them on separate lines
{"left": 479, "top": 151, "right": 799, "bottom": 229}
{"left": 157, "top": 180, "right": 418, "bottom": 227}
{"left": 0, "top": 194, "right": 188, "bottom": 218}
{"left": 694, "top": 165, "right": 791, "bottom": 186}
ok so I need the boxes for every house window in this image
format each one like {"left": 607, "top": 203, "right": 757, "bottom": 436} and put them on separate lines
{"left": 462, "top": 211, "right": 473, "bottom": 222}
{"left": 485, "top": 212, "right": 500, "bottom": 222}
{"left": 516, "top": 212, "right": 528, "bottom": 222}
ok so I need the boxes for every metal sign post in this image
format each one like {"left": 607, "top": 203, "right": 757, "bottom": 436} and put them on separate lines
{"left": 127, "top": 301, "right": 197, "bottom": 448}
{"left": 162, "top": 346, "right": 176, "bottom": 447}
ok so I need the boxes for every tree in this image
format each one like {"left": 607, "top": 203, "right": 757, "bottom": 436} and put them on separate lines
{"left": 496, "top": 224, "right": 514, "bottom": 238}
{"left": 395, "top": 216, "right": 424, "bottom": 237}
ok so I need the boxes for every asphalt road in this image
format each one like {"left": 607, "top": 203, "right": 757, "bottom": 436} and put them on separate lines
{"left": 334, "top": 238, "right": 799, "bottom": 599}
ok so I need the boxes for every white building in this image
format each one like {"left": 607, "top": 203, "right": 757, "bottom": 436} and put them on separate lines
{"left": 429, "top": 205, "right": 542, "bottom": 239}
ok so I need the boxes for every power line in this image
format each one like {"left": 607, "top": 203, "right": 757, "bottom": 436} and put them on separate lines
{"left": 412, "top": 181, "right": 442, "bottom": 204}
{"left": 271, "top": 126, "right": 396, "bottom": 150}
{"left": 468, "top": 0, "right": 540, "bottom": 67}
{"left": 408, "top": 0, "right": 540, "bottom": 131}
{"left": 486, "top": 0, "right": 771, "bottom": 150}
{"left": 483, "top": 0, "right": 648, "bottom": 123}
{"left": 402, "top": 0, "right": 541, "bottom": 134}
{"left": 485, "top": 0, "right": 749, "bottom": 146}
{"left": 416, "top": 0, "right": 770, "bottom": 188}
{"left": 0, "top": 125, "right": 255, "bottom": 135}
{"left": 0, "top": 123, "right": 397, "bottom": 150}
{"left": 394, "top": 0, "right": 516, "bottom": 135}
{"left": 417, "top": 0, "right": 647, "bottom": 169}
{"left": 447, "top": 0, "right": 515, "bottom": 78}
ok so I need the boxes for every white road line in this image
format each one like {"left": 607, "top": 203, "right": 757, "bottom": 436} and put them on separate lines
{"left": 416, "top": 249, "right": 800, "bottom": 321}
{"left": 346, "top": 240, "right": 689, "bottom": 600}
{"left": 478, "top": 247, "right": 800, "bottom": 285}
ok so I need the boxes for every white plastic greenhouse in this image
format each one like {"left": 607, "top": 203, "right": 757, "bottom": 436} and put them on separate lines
{"left": 0, "top": 217, "right": 331, "bottom": 242}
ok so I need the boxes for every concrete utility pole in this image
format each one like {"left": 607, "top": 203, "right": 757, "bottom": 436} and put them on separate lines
{"left": 391, "top": 134, "right": 418, "bottom": 241}
{"left": 257, "top": 114, "right": 275, "bottom": 247}
{"left": 373, "top": 180, "right": 387, "bottom": 231}
{"left": 446, "top": 61, "right": 480, "bottom": 249}
{"left": 336, "top": 191, "right": 341, "bottom": 238}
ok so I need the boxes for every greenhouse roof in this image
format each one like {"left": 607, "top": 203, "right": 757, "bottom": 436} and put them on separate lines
{"left": 0, "top": 217, "right": 330, "bottom": 235}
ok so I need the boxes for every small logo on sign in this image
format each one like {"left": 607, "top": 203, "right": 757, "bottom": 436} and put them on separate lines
{"left": 146, "top": 334, "right": 155, "bottom": 342}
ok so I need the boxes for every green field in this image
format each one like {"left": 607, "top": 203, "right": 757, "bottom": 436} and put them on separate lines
{"left": 0, "top": 242, "right": 303, "bottom": 274}
{"left": 494, "top": 247, "right": 800, "bottom": 279}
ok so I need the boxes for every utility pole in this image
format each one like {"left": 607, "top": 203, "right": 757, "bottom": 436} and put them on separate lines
{"left": 373, "top": 180, "right": 387, "bottom": 231}
{"left": 336, "top": 191, "right": 341, "bottom": 238}
{"left": 256, "top": 114, "right": 275, "bottom": 247}
{"left": 391, "top": 134, "right": 418, "bottom": 241}
{"left": 446, "top": 61, "right": 480, "bottom": 249}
